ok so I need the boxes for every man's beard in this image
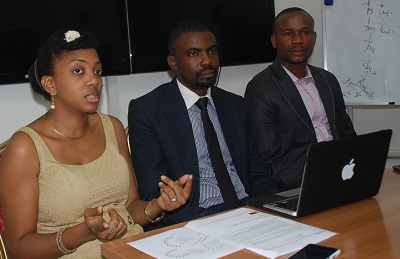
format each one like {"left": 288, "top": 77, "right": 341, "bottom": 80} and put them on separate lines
{"left": 194, "top": 66, "right": 218, "bottom": 89}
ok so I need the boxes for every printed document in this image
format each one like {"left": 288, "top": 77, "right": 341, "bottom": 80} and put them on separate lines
{"left": 129, "top": 207, "right": 337, "bottom": 258}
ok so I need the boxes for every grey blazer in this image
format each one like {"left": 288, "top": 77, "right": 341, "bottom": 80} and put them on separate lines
{"left": 244, "top": 59, "right": 356, "bottom": 191}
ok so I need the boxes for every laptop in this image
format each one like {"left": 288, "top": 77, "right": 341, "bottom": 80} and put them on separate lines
{"left": 246, "top": 129, "right": 392, "bottom": 218}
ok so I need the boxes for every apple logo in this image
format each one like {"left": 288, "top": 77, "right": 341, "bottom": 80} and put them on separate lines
{"left": 341, "top": 158, "right": 355, "bottom": 180}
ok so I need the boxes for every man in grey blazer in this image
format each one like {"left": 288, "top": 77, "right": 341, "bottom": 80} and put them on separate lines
{"left": 245, "top": 7, "right": 356, "bottom": 192}
{"left": 128, "top": 21, "right": 273, "bottom": 230}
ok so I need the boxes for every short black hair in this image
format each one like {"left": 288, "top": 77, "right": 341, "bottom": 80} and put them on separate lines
{"left": 272, "top": 7, "right": 315, "bottom": 34}
{"left": 28, "top": 29, "right": 99, "bottom": 100}
{"left": 168, "top": 20, "right": 213, "bottom": 56}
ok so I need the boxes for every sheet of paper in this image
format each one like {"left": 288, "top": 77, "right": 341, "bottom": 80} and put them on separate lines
{"left": 129, "top": 227, "right": 242, "bottom": 259}
{"left": 129, "top": 207, "right": 337, "bottom": 258}
{"left": 186, "top": 208, "right": 337, "bottom": 258}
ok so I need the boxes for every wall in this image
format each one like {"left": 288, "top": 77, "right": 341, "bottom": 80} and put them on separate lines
{"left": 0, "top": 0, "right": 398, "bottom": 166}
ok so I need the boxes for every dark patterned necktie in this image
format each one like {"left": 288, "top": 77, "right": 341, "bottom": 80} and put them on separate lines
{"left": 195, "top": 97, "right": 239, "bottom": 209}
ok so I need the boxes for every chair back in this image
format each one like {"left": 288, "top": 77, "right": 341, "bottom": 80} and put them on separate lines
{"left": 0, "top": 140, "right": 7, "bottom": 239}
{"left": 0, "top": 140, "right": 7, "bottom": 258}
{"left": 0, "top": 233, "right": 7, "bottom": 259}
{"left": 0, "top": 140, "right": 6, "bottom": 160}
{"left": 125, "top": 127, "right": 130, "bottom": 154}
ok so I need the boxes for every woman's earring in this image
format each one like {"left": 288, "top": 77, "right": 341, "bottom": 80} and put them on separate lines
{"left": 50, "top": 94, "right": 55, "bottom": 110}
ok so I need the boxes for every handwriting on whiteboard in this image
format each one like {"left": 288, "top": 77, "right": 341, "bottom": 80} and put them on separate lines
{"left": 341, "top": 0, "right": 395, "bottom": 100}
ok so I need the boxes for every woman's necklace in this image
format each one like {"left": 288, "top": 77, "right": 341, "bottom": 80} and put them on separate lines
{"left": 45, "top": 113, "right": 89, "bottom": 140}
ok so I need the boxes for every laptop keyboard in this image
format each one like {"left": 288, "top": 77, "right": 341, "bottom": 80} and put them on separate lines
{"left": 269, "top": 196, "right": 299, "bottom": 211}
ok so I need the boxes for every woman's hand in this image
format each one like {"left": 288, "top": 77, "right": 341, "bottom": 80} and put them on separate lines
{"left": 157, "top": 174, "right": 193, "bottom": 211}
{"left": 84, "top": 206, "right": 127, "bottom": 240}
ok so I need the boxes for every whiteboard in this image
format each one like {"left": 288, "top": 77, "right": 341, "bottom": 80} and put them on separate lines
{"left": 324, "top": 0, "right": 400, "bottom": 105}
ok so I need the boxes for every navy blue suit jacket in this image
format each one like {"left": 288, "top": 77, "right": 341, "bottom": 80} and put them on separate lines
{"left": 128, "top": 78, "right": 272, "bottom": 229}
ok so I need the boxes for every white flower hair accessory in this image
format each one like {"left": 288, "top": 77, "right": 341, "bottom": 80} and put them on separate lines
{"left": 64, "top": 30, "right": 81, "bottom": 43}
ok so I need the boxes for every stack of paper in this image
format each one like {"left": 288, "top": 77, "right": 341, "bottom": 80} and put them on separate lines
{"left": 129, "top": 207, "right": 337, "bottom": 258}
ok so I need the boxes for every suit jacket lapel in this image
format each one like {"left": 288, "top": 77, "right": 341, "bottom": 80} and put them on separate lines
{"left": 271, "top": 61, "right": 315, "bottom": 135}
{"left": 211, "top": 88, "right": 241, "bottom": 168}
{"left": 311, "top": 68, "right": 336, "bottom": 137}
{"left": 161, "top": 80, "right": 199, "bottom": 175}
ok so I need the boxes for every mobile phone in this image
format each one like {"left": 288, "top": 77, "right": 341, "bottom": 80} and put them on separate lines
{"left": 393, "top": 165, "right": 400, "bottom": 172}
{"left": 288, "top": 244, "right": 340, "bottom": 259}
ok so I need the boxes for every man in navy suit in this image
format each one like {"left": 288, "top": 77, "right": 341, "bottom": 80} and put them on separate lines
{"left": 245, "top": 8, "right": 356, "bottom": 192}
{"left": 128, "top": 20, "right": 272, "bottom": 230}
